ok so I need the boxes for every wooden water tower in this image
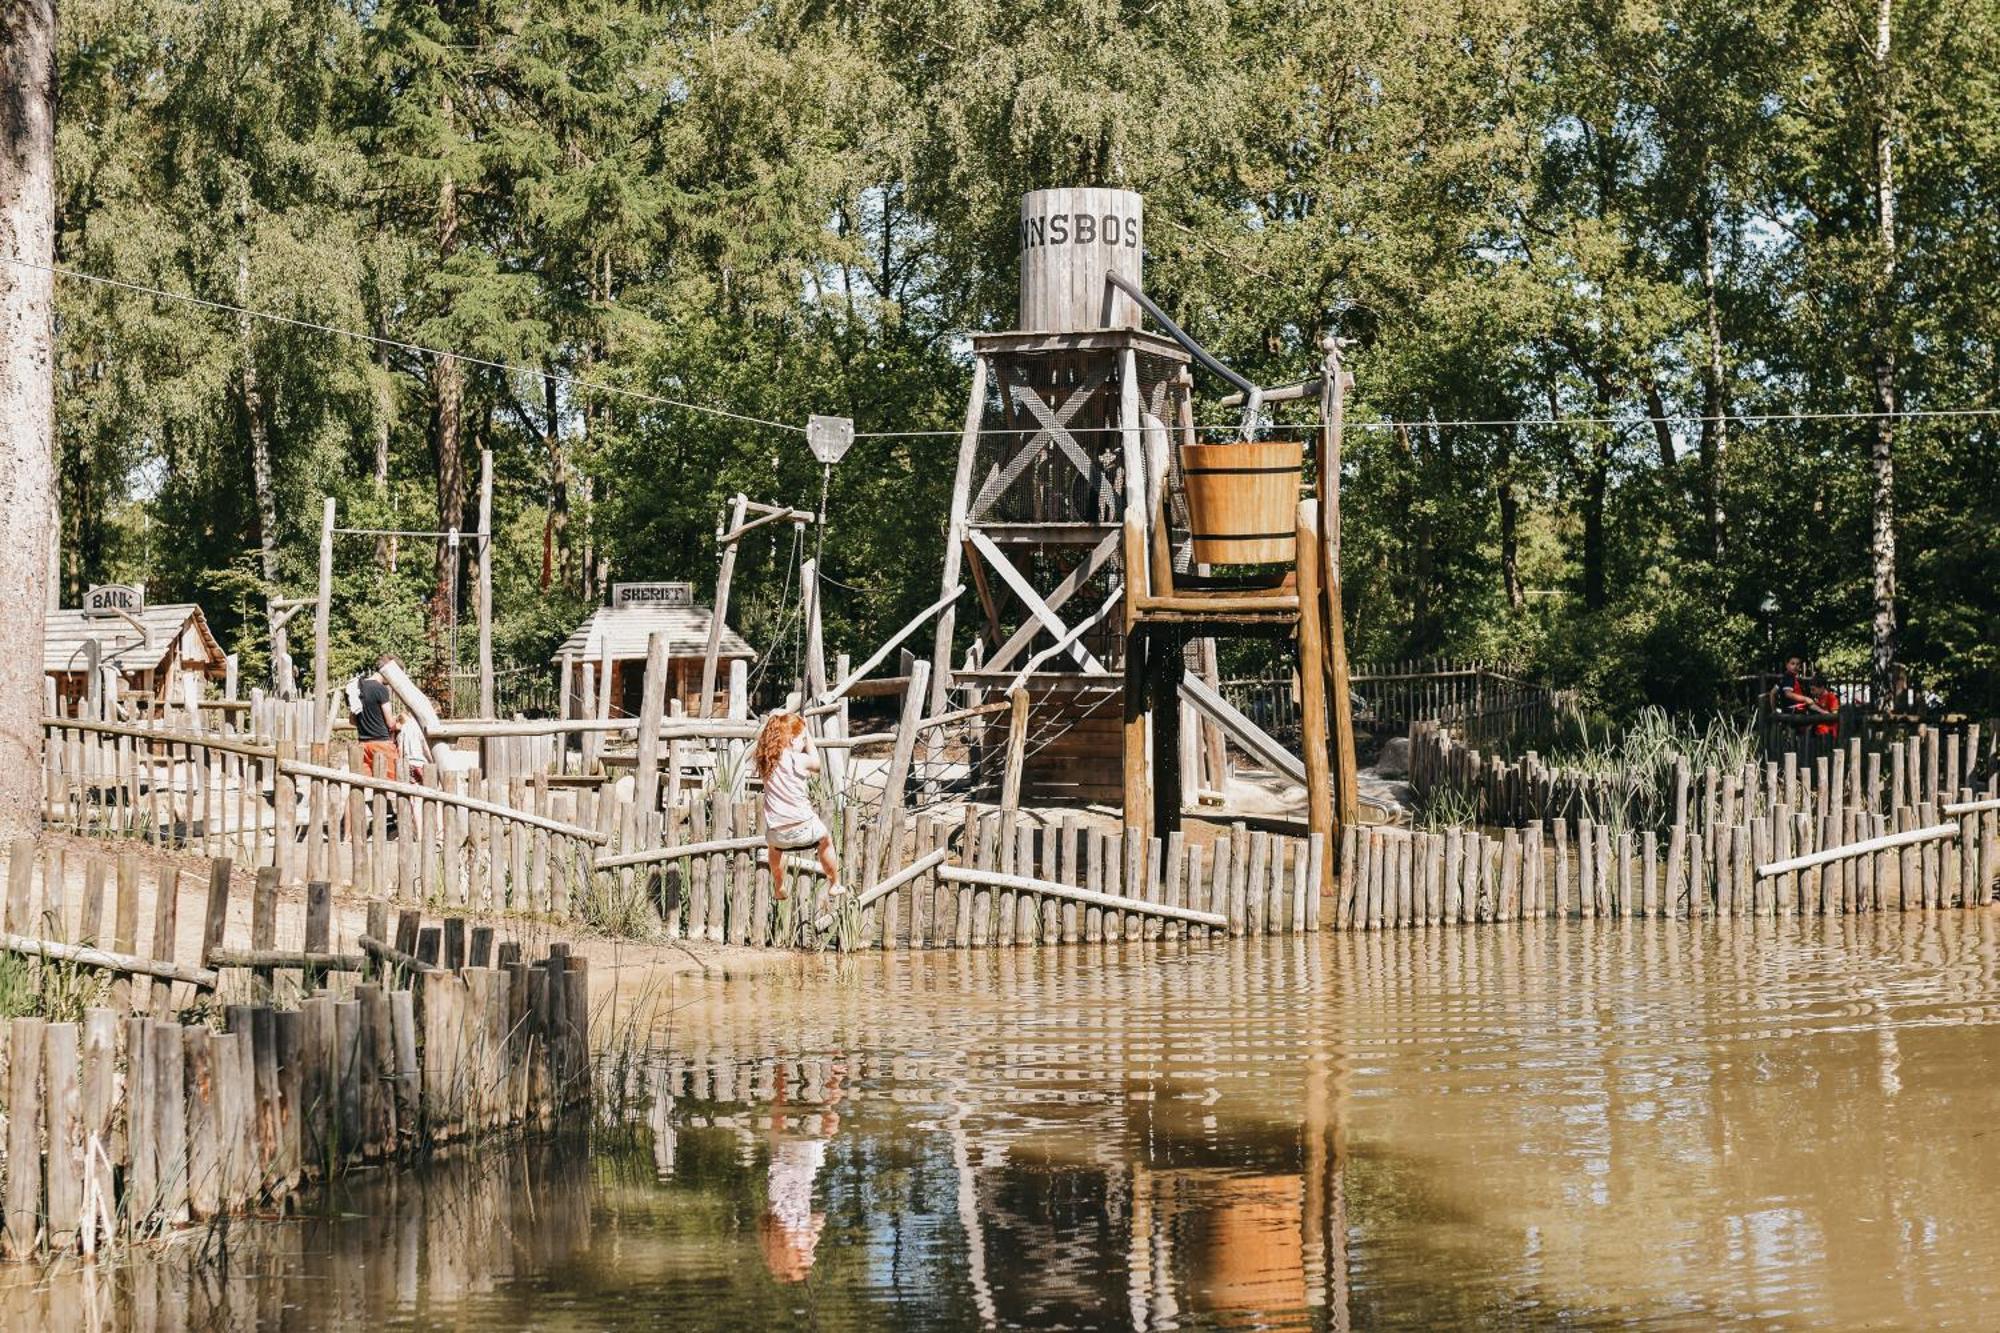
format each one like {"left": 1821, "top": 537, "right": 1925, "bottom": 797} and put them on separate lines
{"left": 927, "top": 188, "right": 1357, "bottom": 858}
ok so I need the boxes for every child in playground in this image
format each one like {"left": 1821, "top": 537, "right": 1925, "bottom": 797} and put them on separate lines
{"left": 754, "top": 712, "right": 845, "bottom": 904}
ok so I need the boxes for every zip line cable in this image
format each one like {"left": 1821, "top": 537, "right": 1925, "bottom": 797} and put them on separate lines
{"left": 0, "top": 253, "right": 804, "bottom": 434}
{"left": 849, "top": 403, "right": 2000, "bottom": 439}
{"left": 11, "top": 253, "right": 1998, "bottom": 440}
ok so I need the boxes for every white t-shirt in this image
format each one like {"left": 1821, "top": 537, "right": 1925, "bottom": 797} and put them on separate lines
{"left": 762, "top": 732, "right": 818, "bottom": 831}
{"left": 397, "top": 717, "right": 431, "bottom": 773}
{"left": 768, "top": 1137, "right": 827, "bottom": 1236}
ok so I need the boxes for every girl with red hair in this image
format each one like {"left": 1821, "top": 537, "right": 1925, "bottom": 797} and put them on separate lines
{"left": 753, "top": 712, "right": 844, "bottom": 903}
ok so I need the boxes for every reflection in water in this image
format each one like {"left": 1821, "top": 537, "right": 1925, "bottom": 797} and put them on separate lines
{"left": 14, "top": 912, "right": 2000, "bottom": 1328}
{"left": 759, "top": 1064, "right": 843, "bottom": 1284}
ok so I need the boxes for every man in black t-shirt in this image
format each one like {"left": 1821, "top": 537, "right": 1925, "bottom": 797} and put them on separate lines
{"left": 357, "top": 659, "right": 398, "bottom": 778}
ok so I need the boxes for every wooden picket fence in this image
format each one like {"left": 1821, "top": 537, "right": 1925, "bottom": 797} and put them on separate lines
{"left": 39, "top": 708, "right": 1326, "bottom": 949}
{"left": 1408, "top": 717, "right": 1999, "bottom": 841}
{"left": 1338, "top": 793, "right": 2000, "bottom": 928}
{"left": 40, "top": 717, "right": 606, "bottom": 914}
{"left": 605, "top": 800, "right": 1324, "bottom": 948}
{"left": 0, "top": 838, "right": 592, "bottom": 1260}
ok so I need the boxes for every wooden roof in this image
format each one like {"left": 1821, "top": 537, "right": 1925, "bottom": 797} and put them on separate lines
{"left": 551, "top": 603, "right": 755, "bottom": 665}
{"left": 45, "top": 603, "right": 225, "bottom": 677}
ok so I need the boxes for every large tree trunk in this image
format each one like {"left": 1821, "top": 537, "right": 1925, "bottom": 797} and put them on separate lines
{"left": 237, "top": 188, "right": 286, "bottom": 691}
{"left": 1698, "top": 208, "right": 1729, "bottom": 559}
{"left": 1867, "top": 0, "right": 1899, "bottom": 702}
{"left": 1581, "top": 373, "right": 1614, "bottom": 612}
{"left": 428, "top": 157, "right": 465, "bottom": 704}
{"left": 542, "top": 363, "right": 565, "bottom": 591}
{"left": 374, "top": 305, "right": 394, "bottom": 572}
{"left": 0, "top": 0, "right": 58, "bottom": 839}
{"left": 1498, "top": 430, "right": 1523, "bottom": 611}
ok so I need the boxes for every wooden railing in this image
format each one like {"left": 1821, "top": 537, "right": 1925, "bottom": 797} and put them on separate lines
{"left": 1220, "top": 659, "right": 1564, "bottom": 760}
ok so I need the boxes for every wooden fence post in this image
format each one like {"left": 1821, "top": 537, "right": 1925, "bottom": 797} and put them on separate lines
{"left": 999, "top": 687, "right": 1030, "bottom": 815}
{"left": 3, "top": 1017, "right": 45, "bottom": 1258}
{"left": 871, "top": 661, "right": 931, "bottom": 883}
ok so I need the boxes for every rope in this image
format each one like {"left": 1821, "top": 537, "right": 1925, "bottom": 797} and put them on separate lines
{"left": 798, "top": 460, "right": 833, "bottom": 703}
{"left": 744, "top": 522, "right": 805, "bottom": 704}
{"left": 2, "top": 254, "right": 805, "bottom": 434}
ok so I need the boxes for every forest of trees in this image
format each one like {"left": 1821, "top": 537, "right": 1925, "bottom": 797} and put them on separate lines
{"left": 41, "top": 0, "right": 2000, "bottom": 718}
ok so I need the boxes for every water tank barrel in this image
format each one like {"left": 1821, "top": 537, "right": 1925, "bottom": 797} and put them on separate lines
{"left": 1018, "top": 188, "right": 1144, "bottom": 332}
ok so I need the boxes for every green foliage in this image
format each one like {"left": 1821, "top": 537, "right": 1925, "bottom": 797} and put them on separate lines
{"left": 1545, "top": 704, "right": 1761, "bottom": 834}
{"left": 1538, "top": 587, "right": 1755, "bottom": 720}
{"left": 42, "top": 0, "right": 2000, "bottom": 719}
{"left": 0, "top": 952, "right": 114, "bottom": 1024}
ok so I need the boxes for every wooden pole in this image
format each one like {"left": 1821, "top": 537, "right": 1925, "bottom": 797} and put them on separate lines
{"left": 1317, "top": 341, "right": 1360, "bottom": 834}
{"left": 3, "top": 1017, "right": 43, "bottom": 1258}
{"left": 930, "top": 354, "right": 989, "bottom": 714}
{"left": 800, "top": 557, "right": 828, "bottom": 702}
{"left": 0, "top": 931, "right": 219, "bottom": 988}
{"left": 476, "top": 448, "right": 494, "bottom": 718}
{"left": 1118, "top": 346, "right": 1151, "bottom": 842}
{"left": 313, "top": 496, "right": 334, "bottom": 740}
{"left": 634, "top": 631, "right": 668, "bottom": 826}
{"left": 1757, "top": 822, "right": 1958, "bottom": 878}
{"left": 700, "top": 493, "right": 749, "bottom": 718}
{"left": 999, "top": 687, "right": 1030, "bottom": 814}
{"left": 940, "top": 866, "right": 1228, "bottom": 930}
{"left": 277, "top": 759, "right": 607, "bottom": 841}
{"left": 1149, "top": 629, "right": 1183, "bottom": 838}
{"left": 872, "top": 660, "right": 931, "bottom": 883}
{"left": 1295, "top": 501, "right": 1336, "bottom": 878}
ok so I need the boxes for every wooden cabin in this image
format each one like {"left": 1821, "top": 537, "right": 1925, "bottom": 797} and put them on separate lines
{"left": 550, "top": 582, "right": 756, "bottom": 718}
{"left": 46, "top": 598, "right": 228, "bottom": 719}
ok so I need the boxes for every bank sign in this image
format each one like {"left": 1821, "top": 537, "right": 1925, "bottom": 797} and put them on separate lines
{"left": 83, "top": 583, "right": 145, "bottom": 616}
{"left": 612, "top": 582, "right": 694, "bottom": 609}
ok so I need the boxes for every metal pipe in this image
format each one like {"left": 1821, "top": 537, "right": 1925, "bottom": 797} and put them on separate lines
{"left": 1104, "top": 272, "right": 1260, "bottom": 398}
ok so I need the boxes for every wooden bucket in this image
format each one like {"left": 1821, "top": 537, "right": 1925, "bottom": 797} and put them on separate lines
{"left": 1179, "top": 440, "right": 1302, "bottom": 564}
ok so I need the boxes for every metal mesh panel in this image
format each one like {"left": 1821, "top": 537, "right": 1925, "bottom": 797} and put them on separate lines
{"left": 971, "top": 352, "right": 1123, "bottom": 526}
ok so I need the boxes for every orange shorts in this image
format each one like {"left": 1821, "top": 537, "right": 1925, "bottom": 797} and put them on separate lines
{"left": 360, "top": 739, "right": 399, "bottom": 781}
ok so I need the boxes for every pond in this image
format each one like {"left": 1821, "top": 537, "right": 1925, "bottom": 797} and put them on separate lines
{"left": 11, "top": 914, "right": 2000, "bottom": 1329}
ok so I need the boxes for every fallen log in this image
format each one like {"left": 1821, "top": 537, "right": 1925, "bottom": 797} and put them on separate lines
{"left": 939, "top": 865, "right": 1228, "bottom": 929}
{"left": 0, "top": 932, "right": 218, "bottom": 990}
{"left": 1756, "top": 822, "right": 1958, "bottom": 879}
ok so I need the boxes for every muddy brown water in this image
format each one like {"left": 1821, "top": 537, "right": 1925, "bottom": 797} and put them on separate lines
{"left": 10, "top": 913, "right": 2000, "bottom": 1329}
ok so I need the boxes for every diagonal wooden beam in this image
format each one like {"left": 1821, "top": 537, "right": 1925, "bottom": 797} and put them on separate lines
{"left": 965, "top": 529, "right": 1103, "bottom": 673}
{"left": 971, "top": 367, "right": 1111, "bottom": 519}
{"left": 1179, "top": 664, "right": 1308, "bottom": 786}
{"left": 966, "top": 549, "right": 1005, "bottom": 649}
{"left": 1012, "top": 378, "right": 1119, "bottom": 512}
{"left": 983, "top": 529, "right": 1120, "bottom": 673}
